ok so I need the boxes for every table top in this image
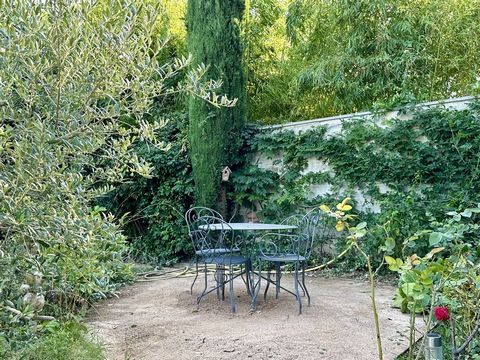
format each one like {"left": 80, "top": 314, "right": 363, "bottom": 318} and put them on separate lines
{"left": 200, "top": 223, "right": 297, "bottom": 231}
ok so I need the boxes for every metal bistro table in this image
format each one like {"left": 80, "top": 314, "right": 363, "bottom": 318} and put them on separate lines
{"left": 204, "top": 222, "right": 297, "bottom": 232}
{"left": 200, "top": 222, "right": 298, "bottom": 309}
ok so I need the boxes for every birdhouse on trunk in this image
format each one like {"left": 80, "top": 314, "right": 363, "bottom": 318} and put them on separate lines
{"left": 221, "top": 166, "right": 232, "bottom": 182}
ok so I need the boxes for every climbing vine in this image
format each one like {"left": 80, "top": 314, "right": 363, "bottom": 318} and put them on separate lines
{"left": 232, "top": 103, "right": 480, "bottom": 265}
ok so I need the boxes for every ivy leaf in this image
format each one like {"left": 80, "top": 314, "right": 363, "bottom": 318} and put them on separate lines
{"left": 356, "top": 221, "right": 367, "bottom": 230}
{"left": 429, "top": 232, "right": 443, "bottom": 246}
{"left": 460, "top": 210, "right": 472, "bottom": 218}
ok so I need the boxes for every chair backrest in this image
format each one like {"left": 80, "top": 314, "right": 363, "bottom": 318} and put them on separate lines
{"left": 285, "top": 208, "right": 337, "bottom": 260}
{"left": 185, "top": 207, "right": 232, "bottom": 255}
{"left": 185, "top": 207, "right": 224, "bottom": 232}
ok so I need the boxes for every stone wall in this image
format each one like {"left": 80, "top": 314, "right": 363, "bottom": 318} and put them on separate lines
{"left": 253, "top": 96, "right": 476, "bottom": 212}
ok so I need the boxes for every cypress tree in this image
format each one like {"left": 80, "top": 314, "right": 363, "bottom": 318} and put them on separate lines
{"left": 186, "top": 0, "right": 246, "bottom": 208}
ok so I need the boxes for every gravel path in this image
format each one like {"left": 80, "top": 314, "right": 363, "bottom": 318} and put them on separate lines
{"left": 88, "top": 271, "right": 415, "bottom": 360}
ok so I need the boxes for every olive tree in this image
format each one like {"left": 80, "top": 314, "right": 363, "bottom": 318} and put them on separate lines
{"left": 0, "top": 0, "right": 233, "bottom": 351}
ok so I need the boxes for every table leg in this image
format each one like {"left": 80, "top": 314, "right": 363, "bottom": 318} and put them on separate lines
{"left": 251, "top": 259, "right": 262, "bottom": 311}
{"left": 215, "top": 264, "right": 225, "bottom": 301}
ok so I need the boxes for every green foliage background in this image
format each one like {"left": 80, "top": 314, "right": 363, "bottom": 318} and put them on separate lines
{"left": 232, "top": 103, "right": 480, "bottom": 267}
{"left": 101, "top": 112, "right": 194, "bottom": 264}
{"left": 269, "top": 0, "right": 480, "bottom": 122}
{"left": 158, "top": 0, "right": 480, "bottom": 123}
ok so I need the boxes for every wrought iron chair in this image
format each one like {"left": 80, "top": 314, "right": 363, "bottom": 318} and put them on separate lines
{"left": 185, "top": 207, "right": 226, "bottom": 294}
{"left": 251, "top": 208, "right": 337, "bottom": 314}
{"left": 185, "top": 209, "right": 249, "bottom": 313}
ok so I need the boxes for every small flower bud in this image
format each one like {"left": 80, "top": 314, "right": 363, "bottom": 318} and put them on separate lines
{"left": 19, "top": 284, "right": 30, "bottom": 294}
{"left": 33, "top": 271, "right": 43, "bottom": 286}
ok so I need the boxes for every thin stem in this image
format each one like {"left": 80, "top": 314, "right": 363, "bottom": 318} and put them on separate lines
{"left": 452, "top": 319, "right": 480, "bottom": 358}
{"left": 355, "top": 243, "right": 383, "bottom": 360}
{"left": 414, "top": 258, "right": 460, "bottom": 360}
{"left": 450, "top": 316, "right": 457, "bottom": 360}
{"left": 54, "top": 0, "right": 64, "bottom": 130}
{"left": 408, "top": 301, "right": 417, "bottom": 360}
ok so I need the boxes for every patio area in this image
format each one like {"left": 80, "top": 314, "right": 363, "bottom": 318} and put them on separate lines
{"left": 88, "top": 273, "right": 416, "bottom": 360}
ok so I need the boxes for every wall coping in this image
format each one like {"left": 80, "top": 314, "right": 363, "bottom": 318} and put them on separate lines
{"left": 262, "top": 95, "right": 477, "bottom": 131}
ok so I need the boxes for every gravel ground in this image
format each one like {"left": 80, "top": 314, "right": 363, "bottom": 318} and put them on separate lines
{"left": 88, "top": 271, "right": 417, "bottom": 360}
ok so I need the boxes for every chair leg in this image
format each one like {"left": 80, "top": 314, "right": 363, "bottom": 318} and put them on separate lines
{"left": 251, "top": 259, "right": 262, "bottom": 311}
{"left": 221, "top": 268, "right": 225, "bottom": 302}
{"left": 229, "top": 264, "right": 236, "bottom": 313}
{"left": 264, "top": 263, "right": 271, "bottom": 302}
{"left": 275, "top": 262, "right": 281, "bottom": 300}
{"left": 298, "top": 279, "right": 306, "bottom": 297}
{"left": 245, "top": 260, "right": 253, "bottom": 296}
{"left": 215, "top": 265, "right": 221, "bottom": 300}
{"left": 197, "top": 263, "right": 209, "bottom": 307}
{"left": 215, "top": 265, "right": 226, "bottom": 301}
{"left": 294, "top": 262, "right": 302, "bottom": 315}
{"left": 297, "top": 268, "right": 306, "bottom": 297}
{"left": 302, "top": 263, "right": 311, "bottom": 306}
{"left": 190, "top": 259, "right": 199, "bottom": 295}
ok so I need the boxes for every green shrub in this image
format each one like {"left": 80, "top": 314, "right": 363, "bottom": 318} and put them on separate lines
{"left": 386, "top": 207, "right": 480, "bottom": 358}
{"left": 101, "top": 112, "right": 195, "bottom": 264}
{"left": 0, "top": 0, "right": 231, "bottom": 352}
{"left": 6, "top": 322, "right": 104, "bottom": 360}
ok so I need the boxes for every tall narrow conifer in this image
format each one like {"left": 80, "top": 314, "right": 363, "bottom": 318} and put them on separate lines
{"left": 187, "top": 0, "right": 246, "bottom": 207}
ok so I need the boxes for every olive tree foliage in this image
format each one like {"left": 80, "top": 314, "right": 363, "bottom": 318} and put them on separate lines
{"left": 0, "top": 0, "right": 233, "bottom": 350}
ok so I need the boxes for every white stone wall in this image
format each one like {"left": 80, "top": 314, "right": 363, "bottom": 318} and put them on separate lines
{"left": 254, "top": 96, "right": 476, "bottom": 212}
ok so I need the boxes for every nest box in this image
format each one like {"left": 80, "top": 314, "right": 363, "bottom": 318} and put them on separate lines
{"left": 221, "top": 166, "right": 232, "bottom": 182}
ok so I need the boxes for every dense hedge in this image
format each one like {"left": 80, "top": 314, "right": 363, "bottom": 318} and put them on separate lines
{"left": 101, "top": 113, "right": 194, "bottom": 264}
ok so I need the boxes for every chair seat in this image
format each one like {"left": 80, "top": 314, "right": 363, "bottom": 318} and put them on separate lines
{"left": 259, "top": 254, "right": 305, "bottom": 262}
{"left": 203, "top": 255, "right": 248, "bottom": 265}
{"left": 195, "top": 248, "right": 240, "bottom": 256}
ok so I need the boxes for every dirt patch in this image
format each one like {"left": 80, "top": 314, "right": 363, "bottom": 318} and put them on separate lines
{"left": 88, "top": 272, "right": 415, "bottom": 360}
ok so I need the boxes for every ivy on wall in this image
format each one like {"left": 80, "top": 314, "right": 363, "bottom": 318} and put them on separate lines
{"left": 232, "top": 103, "right": 480, "bottom": 265}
